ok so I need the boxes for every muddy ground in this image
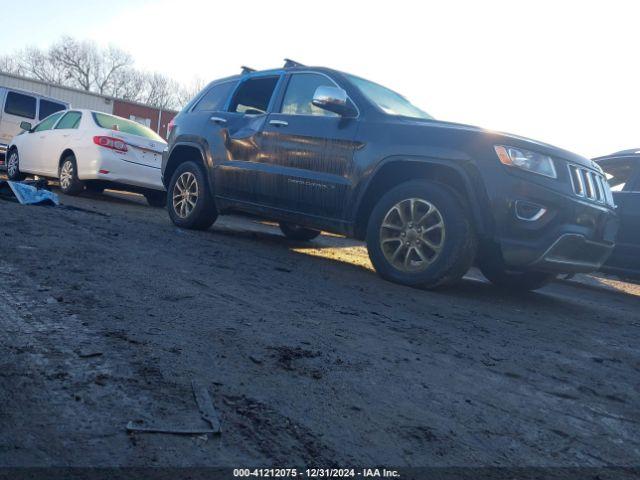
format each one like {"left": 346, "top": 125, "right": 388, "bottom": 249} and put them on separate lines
{"left": 0, "top": 186, "right": 639, "bottom": 472}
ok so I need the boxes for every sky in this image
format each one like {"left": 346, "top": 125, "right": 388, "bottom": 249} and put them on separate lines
{"left": 1, "top": 0, "right": 639, "bottom": 158}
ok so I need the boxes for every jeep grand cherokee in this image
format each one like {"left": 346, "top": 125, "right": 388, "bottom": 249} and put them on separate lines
{"left": 162, "top": 60, "right": 618, "bottom": 291}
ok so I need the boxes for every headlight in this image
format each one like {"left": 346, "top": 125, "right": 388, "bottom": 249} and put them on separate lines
{"left": 494, "top": 145, "right": 557, "bottom": 179}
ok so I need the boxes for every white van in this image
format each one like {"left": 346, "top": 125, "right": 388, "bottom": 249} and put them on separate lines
{"left": 0, "top": 87, "right": 69, "bottom": 163}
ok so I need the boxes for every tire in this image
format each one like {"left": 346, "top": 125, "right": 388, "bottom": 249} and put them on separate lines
{"left": 479, "top": 262, "right": 556, "bottom": 292}
{"left": 366, "top": 180, "right": 477, "bottom": 290}
{"left": 279, "top": 222, "right": 321, "bottom": 241}
{"left": 167, "top": 161, "right": 217, "bottom": 230}
{"left": 59, "top": 155, "right": 84, "bottom": 195}
{"left": 85, "top": 183, "right": 104, "bottom": 194}
{"left": 145, "top": 190, "right": 166, "bottom": 208}
{"left": 6, "top": 149, "right": 26, "bottom": 181}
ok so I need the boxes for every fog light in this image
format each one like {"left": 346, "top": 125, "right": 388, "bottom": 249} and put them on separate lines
{"left": 515, "top": 201, "right": 547, "bottom": 221}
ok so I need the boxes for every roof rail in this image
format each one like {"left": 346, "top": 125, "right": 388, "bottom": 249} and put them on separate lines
{"left": 283, "top": 58, "right": 305, "bottom": 68}
{"left": 241, "top": 66, "right": 256, "bottom": 75}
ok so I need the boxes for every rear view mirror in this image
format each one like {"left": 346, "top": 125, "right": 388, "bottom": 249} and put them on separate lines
{"left": 312, "top": 86, "right": 356, "bottom": 117}
{"left": 20, "top": 121, "right": 32, "bottom": 132}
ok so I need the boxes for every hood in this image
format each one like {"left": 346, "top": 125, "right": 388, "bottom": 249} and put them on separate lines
{"left": 401, "top": 117, "right": 596, "bottom": 169}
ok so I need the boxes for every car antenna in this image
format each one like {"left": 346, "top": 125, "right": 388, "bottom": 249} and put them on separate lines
{"left": 283, "top": 58, "right": 305, "bottom": 68}
{"left": 241, "top": 66, "right": 256, "bottom": 75}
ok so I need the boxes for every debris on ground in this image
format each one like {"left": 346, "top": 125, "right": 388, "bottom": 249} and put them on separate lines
{"left": 126, "top": 380, "right": 221, "bottom": 436}
{"left": 0, "top": 179, "right": 59, "bottom": 206}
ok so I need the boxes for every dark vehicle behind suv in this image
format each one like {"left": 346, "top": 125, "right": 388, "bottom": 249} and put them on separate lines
{"left": 595, "top": 149, "right": 640, "bottom": 279}
{"left": 162, "top": 60, "right": 618, "bottom": 291}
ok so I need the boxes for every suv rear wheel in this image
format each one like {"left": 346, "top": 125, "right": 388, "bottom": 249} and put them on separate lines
{"left": 366, "top": 180, "right": 477, "bottom": 289}
{"left": 279, "top": 222, "right": 320, "bottom": 241}
{"left": 167, "top": 161, "right": 217, "bottom": 230}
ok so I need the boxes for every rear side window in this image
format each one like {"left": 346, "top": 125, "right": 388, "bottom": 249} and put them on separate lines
{"left": 601, "top": 158, "right": 637, "bottom": 192}
{"left": 39, "top": 99, "right": 66, "bottom": 120}
{"left": 92, "top": 112, "right": 164, "bottom": 142}
{"left": 4, "top": 91, "right": 36, "bottom": 119}
{"left": 193, "top": 81, "right": 237, "bottom": 112}
{"left": 228, "top": 76, "right": 279, "bottom": 114}
{"left": 33, "top": 112, "right": 64, "bottom": 132}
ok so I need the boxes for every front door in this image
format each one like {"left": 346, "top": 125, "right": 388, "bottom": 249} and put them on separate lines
{"left": 21, "top": 111, "right": 65, "bottom": 174}
{"left": 259, "top": 72, "right": 361, "bottom": 220}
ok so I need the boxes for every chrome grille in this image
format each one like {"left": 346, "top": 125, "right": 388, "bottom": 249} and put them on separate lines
{"left": 568, "top": 164, "right": 614, "bottom": 206}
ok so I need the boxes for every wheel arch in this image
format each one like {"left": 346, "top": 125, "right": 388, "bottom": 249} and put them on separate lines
{"left": 58, "top": 148, "right": 76, "bottom": 170}
{"left": 163, "top": 142, "right": 211, "bottom": 190}
{"left": 352, "top": 156, "right": 491, "bottom": 240}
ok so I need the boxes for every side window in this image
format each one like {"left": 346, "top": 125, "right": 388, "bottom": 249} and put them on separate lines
{"left": 193, "top": 81, "right": 238, "bottom": 112}
{"left": 281, "top": 73, "right": 339, "bottom": 117}
{"left": 601, "top": 158, "right": 637, "bottom": 192}
{"left": 55, "top": 111, "right": 82, "bottom": 130}
{"left": 33, "top": 112, "right": 64, "bottom": 132}
{"left": 4, "top": 91, "right": 36, "bottom": 119}
{"left": 228, "top": 76, "right": 279, "bottom": 114}
{"left": 39, "top": 99, "right": 66, "bottom": 120}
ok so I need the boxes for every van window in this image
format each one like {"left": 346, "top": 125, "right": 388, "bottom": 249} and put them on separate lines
{"left": 4, "top": 91, "right": 36, "bottom": 119}
{"left": 39, "top": 99, "right": 66, "bottom": 120}
{"left": 193, "top": 81, "right": 238, "bottom": 112}
{"left": 228, "top": 76, "right": 279, "bottom": 114}
{"left": 55, "top": 111, "right": 82, "bottom": 130}
{"left": 33, "top": 112, "right": 64, "bottom": 132}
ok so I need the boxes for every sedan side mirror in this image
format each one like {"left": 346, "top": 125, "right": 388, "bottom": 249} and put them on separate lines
{"left": 20, "top": 121, "right": 33, "bottom": 132}
{"left": 312, "top": 86, "right": 356, "bottom": 117}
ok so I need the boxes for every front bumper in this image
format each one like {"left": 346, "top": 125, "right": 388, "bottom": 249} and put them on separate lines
{"left": 492, "top": 177, "right": 618, "bottom": 274}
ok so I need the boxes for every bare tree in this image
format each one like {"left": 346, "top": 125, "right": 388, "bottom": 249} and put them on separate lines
{"left": 176, "top": 77, "right": 207, "bottom": 108}
{"left": 142, "top": 72, "right": 180, "bottom": 110}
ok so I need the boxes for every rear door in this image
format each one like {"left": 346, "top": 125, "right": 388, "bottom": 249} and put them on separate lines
{"left": 1, "top": 91, "right": 37, "bottom": 147}
{"left": 600, "top": 157, "right": 640, "bottom": 275}
{"left": 46, "top": 111, "right": 83, "bottom": 176}
{"left": 259, "top": 72, "right": 360, "bottom": 219}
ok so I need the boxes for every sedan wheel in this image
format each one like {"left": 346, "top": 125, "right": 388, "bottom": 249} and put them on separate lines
{"left": 58, "top": 156, "right": 83, "bottom": 195}
{"left": 6, "top": 151, "right": 24, "bottom": 181}
{"left": 59, "top": 160, "right": 74, "bottom": 191}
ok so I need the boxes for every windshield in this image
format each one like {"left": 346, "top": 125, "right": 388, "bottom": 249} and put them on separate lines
{"left": 347, "top": 74, "right": 433, "bottom": 120}
{"left": 92, "top": 112, "right": 164, "bottom": 142}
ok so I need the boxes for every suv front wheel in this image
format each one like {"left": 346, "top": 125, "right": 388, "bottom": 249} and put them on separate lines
{"left": 366, "top": 180, "right": 477, "bottom": 289}
{"left": 167, "top": 161, "right": 217, "bottom": 230}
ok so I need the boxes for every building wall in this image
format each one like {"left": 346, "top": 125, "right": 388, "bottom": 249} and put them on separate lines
{"left": 113, "top": 100, "right": 176, "bottom": 139}
{"left": 0, "top": 72, "right": 114, "bottom": 113}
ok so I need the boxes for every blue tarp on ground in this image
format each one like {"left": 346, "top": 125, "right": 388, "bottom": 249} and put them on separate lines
{"left": 0, "top": 180, "right": 59, "bottom": 206}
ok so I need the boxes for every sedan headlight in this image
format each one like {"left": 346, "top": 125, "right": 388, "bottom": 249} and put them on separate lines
{"left": 494, "top": 145, "right": 557, "bottom": 179}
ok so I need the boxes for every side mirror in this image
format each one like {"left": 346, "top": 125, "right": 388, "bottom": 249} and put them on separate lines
{"left": 20, "top": 121, "right": 32, "bottom": 132}
{"left": 312, "top": 86, "right": 356, "bottom": 117}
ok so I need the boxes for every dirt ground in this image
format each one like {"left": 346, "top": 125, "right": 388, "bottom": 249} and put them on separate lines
{"left": 0, "top": 186, "right": 639, "bottom": 472}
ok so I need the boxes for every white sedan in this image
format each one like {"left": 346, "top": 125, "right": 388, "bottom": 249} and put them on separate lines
{"left": 5, "top": 109, "right": 167, "bottom": 206}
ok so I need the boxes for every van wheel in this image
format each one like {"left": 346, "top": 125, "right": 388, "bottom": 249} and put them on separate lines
{"left": 6, "top": 150, "right": 26, "bottom": 181}
{"left": 167, "top": 161, "right": 217, "bottom": 230}
{"left": 366, "top": 180, "right": 477, "bottom": 290}
{"left": 479, "top": 262, "right": 556, "bottom": 291}
{"left": 279, "top": 222, "right": 321, "bottom": 241}
{"left": 59, "top": 155, "right": 83, "bottom": 195}
{"left": 145, "top": 190, "right": 166, "bottom": 208}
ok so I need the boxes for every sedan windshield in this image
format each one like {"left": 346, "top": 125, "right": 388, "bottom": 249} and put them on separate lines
{"left": 347, "top": 75, "right": 433, "bottom": 120}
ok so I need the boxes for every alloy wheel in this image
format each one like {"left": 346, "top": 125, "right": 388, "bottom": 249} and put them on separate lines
{"left": 7, "top": 153, "right": 18, "bottom": 178}
{"left": 60, "top": 161, "right": 74, "bottom": 190}
{"left": 172, "top": 171, "right": 198, "bottom": 218}
{"left": 379, "top": 198, "right": 446, "bottom": 272}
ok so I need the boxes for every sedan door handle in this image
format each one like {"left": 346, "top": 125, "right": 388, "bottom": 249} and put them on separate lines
{"left": 269, "top": 120, "right": 288, "bottom": 127}
{"left": 210, "top": 116, "right": 227, "bottom": 124}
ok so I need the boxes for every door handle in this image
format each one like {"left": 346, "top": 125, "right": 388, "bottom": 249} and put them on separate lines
{"left": 210, "top": 116, "right": 227, "bottom": 124}
{"left": 269, "top": 120, "right": 288, "bottom": 127}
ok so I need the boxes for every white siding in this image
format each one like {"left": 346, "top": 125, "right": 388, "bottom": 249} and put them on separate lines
{"left": 0, "top": 72, "right": 114, "bottom": 113}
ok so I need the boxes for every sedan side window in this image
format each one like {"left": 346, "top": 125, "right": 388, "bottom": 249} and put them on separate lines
{"left": 228, "top": 76, "right": 280, "bottom": 114}
{"left": 281, "top": 73, "right": 339, "bottom": 117}
{"left": 193, "top": 81, "right": 238, "bottom": 112}
{"left": 55, "top": 111, "right": 82, "bottom": 129}
{"left": 33, "top": 112, "right": 64, "bottom": 132}
{"left": 601, "top": 158, "right": 637, "bottom": 192}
